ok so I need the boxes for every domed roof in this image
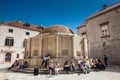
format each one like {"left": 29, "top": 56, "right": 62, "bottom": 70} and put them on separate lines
{"left": 40, "top": 25, "right": 74, "bottom": 34}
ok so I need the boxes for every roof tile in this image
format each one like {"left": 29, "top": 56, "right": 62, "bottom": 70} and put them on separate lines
{"left": 1, "top": 21, "right": 41, "bottom": 32}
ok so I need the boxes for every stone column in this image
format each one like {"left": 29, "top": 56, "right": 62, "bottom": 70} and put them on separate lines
{"left": 72, "top": 36, "right": 74, "bottom": 58}
{"left": 84, "top": 38, "right": 88, "bottom": 59}
{"left": 29, "top": 38, "right": 32, "bottom": 58}
{"left": 39, "top": 36, "right": 42, "bottom": 57}
{"left": 56, "top": 36, "right": 58, "bottom": 57}
{"left": 24, "top": 39, "right": 27, "bottom": 58}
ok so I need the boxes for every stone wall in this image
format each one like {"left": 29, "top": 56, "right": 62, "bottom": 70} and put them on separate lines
{"left": 78, "top": 6, "right": 120, "bottom": 64}
{"left": 24, "top": 32, "right": 84, "bottom": 67}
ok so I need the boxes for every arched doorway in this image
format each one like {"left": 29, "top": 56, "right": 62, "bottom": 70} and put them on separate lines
{"left": 5, "top": 52, "right": 11, "bottom": 62}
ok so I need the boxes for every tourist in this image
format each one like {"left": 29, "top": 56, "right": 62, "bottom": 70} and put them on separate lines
{"left": 48, "top": 60, "right": 54, "bottom": 75}
{"left": 8, "top": 60, "right": 19, "bottom": 70}
{"left": 19, "top": 61, "right": 28, "bottom": 69}
{"left": 40, "top": 55, "right": 50, "bottom": 68}
{"left": 94, "top": 58, "right": 105, "bottom": 71}
{"left": 98, "top": 57, "right": 105, "bottom": 70}
{"left": 45, "top": 55, "right": 50, "bottom": 68}
{"left": 79, "top": 60, "right": 90, "bottom": 74}
{"left": 40, "top": 55, "right": 46, "bottom": 68}
{"left": 90, "top": 58, "right": 95, "bottom": 69}
{"left": 63, "top": 60, "right": 70, "bottom": 74}
{"left": 54, "top": 61, "right": 60, "bottom": 75}
{"left": 94, "top": 58, "right": 100, "bottom": 71}
{"left": 104, "top": 55, "right": 108, "bottom": 67}
{"left": 69, "top": 60, "right": 75, "bottom": 71}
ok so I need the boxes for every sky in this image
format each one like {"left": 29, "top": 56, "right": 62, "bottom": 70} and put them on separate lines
{"left": 0, "top": 0, "right": 120, "bottom": 33}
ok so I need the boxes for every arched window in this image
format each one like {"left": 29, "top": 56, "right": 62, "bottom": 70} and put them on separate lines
{"left": 5, "top": 52, "right": 11, "bottom": 62}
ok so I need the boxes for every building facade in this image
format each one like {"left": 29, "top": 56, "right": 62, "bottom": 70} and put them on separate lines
{"left": 23, "top": 25, "right": 87, "bottom": 67}
{"left": 77, "top": 2, "right": 120, "bottom": 64}
{"left": 0, "top": 21, "right": 40, "bottom": 64}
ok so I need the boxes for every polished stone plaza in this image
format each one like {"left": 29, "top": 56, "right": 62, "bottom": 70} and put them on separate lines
{"left": 0, "top": 64, "right": 120, "bottom": 80}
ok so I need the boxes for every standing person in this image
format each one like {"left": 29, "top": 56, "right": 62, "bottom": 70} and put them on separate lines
{"left": 41, "top": 54, "right": 50, "bottom": 68}
{"left": 104, "top": 55, "right": 108, "bottom": 67}
{"left": 45, "top": 55, "right": 50, "bottom": 68}
{"left": 40, "top": 55, "right": 46, "bottom": 68}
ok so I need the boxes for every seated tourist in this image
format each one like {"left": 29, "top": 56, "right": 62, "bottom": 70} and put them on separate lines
{"left": 94, "top": 58, "right": 99, "bottom": 71}
{"left": 79, "top": 60, "right": 90, "bottom": 74}
{"left": 8, "top": 60, "right": 19, "bottom": 70}
{"left": 63, "top": 60, "right": 70, "bottom": 74}
{"left": 48, "top": 60, "right": 54, "bottom": 75}
{"left": 90, "top": 59, "right": 96, "bottom": 69}
{"left": 69, "top": 60, "right": 75, "bottom": 71}
{"left": 19, "top": 61, "right": 28, "bottom": 69}
{"left": 97, "top": 58, "right": 105, "bottom": 70}
{"left": 54, "top": 61, "right": 60, "bottom": 75}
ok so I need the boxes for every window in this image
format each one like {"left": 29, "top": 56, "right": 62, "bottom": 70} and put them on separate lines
{"left": 8, "top": 29, "right": 13, "bottom": 33}
{"left": 100, "top": 22, "right": 109, "bottom": 36}
{"left": 81, "top": 32, "right": 87, "bottom": 38}
{"left": 5, "top": 37, "right": 14, "bottom": 46}
{"left": 5, "top": 52, "right": 11, "bottom": 62}
{"left": 100, "top": 22, "right": 110, "bottom": 41}
{"left": 26, "top": 32, "right": 30, "bottom": 35}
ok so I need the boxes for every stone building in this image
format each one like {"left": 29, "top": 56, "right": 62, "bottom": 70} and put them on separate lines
{"left": 77, "top": 2, "right": 120, "bottom": 64}
{"left": 24, "top": 25, "right": 86, "bottom": 67}
{"left": 0, "top": 20, "right": 41, "bottom": 64}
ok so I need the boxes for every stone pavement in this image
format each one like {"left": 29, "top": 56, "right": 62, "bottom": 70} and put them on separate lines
{"left": 0, "top": 64, "right": 120, "bottom": 80}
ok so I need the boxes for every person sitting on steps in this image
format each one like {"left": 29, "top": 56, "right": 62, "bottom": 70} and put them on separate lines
{"left": 54, "top": 61, "right": 60, "bottom": 75}
{"left": 69, "top": 60, "right": 75, "bottom": 71}
{"left": 19, "top": 61, "right": 28, "bottom": 70}
{"left": 48, "top": 60, "right": 54, "bottom": 75}
{"left": 63, "top": 60, "right": 70, "bottom": 74}
{"left": 8, "top": 60, "right": 19, "bottom": 70}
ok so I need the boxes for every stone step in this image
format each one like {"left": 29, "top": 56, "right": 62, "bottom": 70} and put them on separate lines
{"left": 11, "top": 68, "right": 82, "bottom": 74}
